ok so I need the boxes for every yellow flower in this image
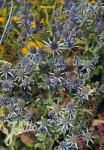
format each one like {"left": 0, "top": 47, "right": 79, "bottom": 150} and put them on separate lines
{"left": 21, "top": 40, "right": 46, "bottom": 56}
{"left": 0, "top": 17, "right": 6, "bottom": 24}
{"left": 27, "top": 40, "right": 46, "bottom": 49}
{"left": 12, "top": 16, "right": 21, "bottom": 23}
{"left": 31, "top": 21, "right": 36, "bottom": 28}
{"left": 21, "top": 47, "right": 28, "bottom": 56}
{"left": 90, "top": 0, "right": 96, "bottom": 4}
{"left": 27, "top": 41, "right": 36, "bottom": 49}
{"left": 0, "top": 44, "right": 5, "bottom": 54}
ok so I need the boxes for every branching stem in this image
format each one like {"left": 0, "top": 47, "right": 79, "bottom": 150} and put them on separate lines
{"left": 0, "top": 0, "right": 13, "bottom": 44}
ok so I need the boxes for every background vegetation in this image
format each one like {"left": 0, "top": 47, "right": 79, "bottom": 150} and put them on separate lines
{"left": 0, "top": 0, "right": 104, "bottom": 150}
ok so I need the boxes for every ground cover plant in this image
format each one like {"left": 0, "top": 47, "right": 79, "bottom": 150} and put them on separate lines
{"left": 0, "top": 0, "right": 104, "bottom": 150}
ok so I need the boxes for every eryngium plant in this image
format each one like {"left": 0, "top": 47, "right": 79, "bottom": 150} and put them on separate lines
{"left": 0, "top": 0, "right": 104, "bottom": 149}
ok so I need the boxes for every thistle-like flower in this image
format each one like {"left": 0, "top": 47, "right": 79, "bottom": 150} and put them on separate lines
{"left": 2, "top": 80, "right": 13, "bottom": 92}
{"left": 66, "top": 134, "right": 79, "bottom": 149}
{"left": 82, "top": 129, "right": 94, "bottom": 147}
{"left": 37, "top": 117, "right": 52, "bottom": 134}
{"left": 0, "top": 64, "right": 14, "bottom": 79}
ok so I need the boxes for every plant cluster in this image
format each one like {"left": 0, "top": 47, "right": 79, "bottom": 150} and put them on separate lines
{"left": 0, "top": 0, "right": 104, "bottom": 150}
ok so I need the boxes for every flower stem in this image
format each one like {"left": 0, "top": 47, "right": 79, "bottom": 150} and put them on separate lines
{"left": 0, "top": 0, "right": 13, "bottom": 44}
